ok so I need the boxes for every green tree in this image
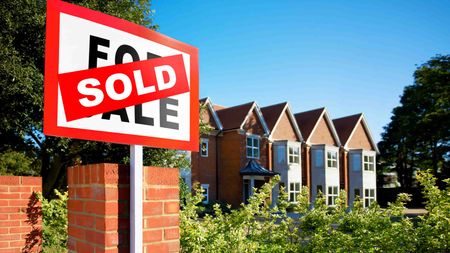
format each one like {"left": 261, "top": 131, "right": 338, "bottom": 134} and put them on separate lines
{"left": 0, "top": 0, "right": 191, "bottom": 197}
{"left": 378, "top": 55, "right": 450, "bottom": 189}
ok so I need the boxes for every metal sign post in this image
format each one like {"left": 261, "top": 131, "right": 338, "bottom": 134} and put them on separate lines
{"left": 130, "top": 145, "right": 143, "bottom": 253}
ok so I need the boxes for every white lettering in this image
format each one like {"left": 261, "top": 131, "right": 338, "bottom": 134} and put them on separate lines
{"left": 78, "top": 78, "right": 104, "bottom": 107}
{"left": 155, "top": 65, "right": 176, "bottom": 90}
{"left": 105, "top": 73, "right": 132, "bottom": 100}
{"left": 133, "top": 70, "right": 156, "bottom": 95}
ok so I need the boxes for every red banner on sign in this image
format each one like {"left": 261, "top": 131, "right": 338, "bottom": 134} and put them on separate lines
{"left": 58, "top": 54, "right": 189, "bottom": 122}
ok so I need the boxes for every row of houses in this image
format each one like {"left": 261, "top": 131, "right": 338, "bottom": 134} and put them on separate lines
{"left": 189, "top": 97, "right": 379, "bottom": 208}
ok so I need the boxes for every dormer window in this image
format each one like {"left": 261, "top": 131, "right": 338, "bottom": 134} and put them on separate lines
{"left": 327, "top": 151, "right": 337, "bottom": 168}
{"left": 288, "top": 146, "right": 300, "bottom": 164}
{"left": 246, "top": 135, "right": 260, "bottom": 159}
{"left": 200, "top": 138, "right": 208, "bottom": 157}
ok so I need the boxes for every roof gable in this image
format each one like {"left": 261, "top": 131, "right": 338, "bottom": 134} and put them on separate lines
{"left": 333, "top": 114, "right": 379, "bottom": 153}
{"left": 216, "top": 102, "right": 269, "bottom": 135}
{"left": 261, "top": 102, "right": 302, "bottom": 141}
{"left": 294, "top": 108, "right": 340, "bottom": 145}
{"left": 199, "top": 97, "right": 223, "bottom": 130}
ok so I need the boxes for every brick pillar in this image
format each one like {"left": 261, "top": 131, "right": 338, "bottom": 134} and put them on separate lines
{"left": 0, "top": 176, "right": 42, "bottom": 253}
{"left": 67, "top": 163, "right": 180, "bottom": 253}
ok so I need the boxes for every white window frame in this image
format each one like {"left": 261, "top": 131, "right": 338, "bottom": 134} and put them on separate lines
{"left": 363, "top": 155, "right": 375, "bottom": 171}
{"left": 246, "top": 135, "right": 260, "bottom": 159}
{"left": 200, "top": 138, "right": 208, "bottom": 157}
{"left": 201, "top": 184, "right": 209, "bottom": 204}
{"left": 364, "top": 188, "right": 375, "bottom": 207}
{"left": 288, "top": 146, "right": 300, "bottom": 164}
{"left": 327, "top": 150, "right": 338, "bottom": 168}
{"left": 289, "top": 182, "right": 301, "bottom": 202}
{"left": 327, "top": 186, "right": 339, "bottom": 206}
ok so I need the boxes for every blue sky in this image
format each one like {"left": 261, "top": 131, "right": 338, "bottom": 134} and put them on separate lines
{"left": 152, "top": 0, "right": 450, "bottom": 142}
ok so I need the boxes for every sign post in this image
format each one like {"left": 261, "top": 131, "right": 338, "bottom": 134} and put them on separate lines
{"left": 130, "top": 145, "right": 143, "bottom": 252}
{"left": 44, "top": 1, "right": 199, "bottom": 252}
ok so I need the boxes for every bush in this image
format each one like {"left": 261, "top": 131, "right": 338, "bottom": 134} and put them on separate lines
{"left": 37, "top": 190, "right": 68, "bottom": 253}
{"left": 180, "top": 171, "right": 450, "bottom": 252}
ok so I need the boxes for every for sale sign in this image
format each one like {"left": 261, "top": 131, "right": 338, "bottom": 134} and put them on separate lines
{"left": 44, "top": 0, "right": 199, "bottom": 151}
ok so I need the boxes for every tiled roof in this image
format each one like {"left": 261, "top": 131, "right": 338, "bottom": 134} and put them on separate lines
{"left": 216, "top": 102, "right": 254, "bottom": 130}
{"left": 294, "top": 108, "right": 325, "bottom": 141}
{"left": 333, "top": 114, "right": 362, "bottom": 146}
{"left": 240, "top": 159, "right": 278, "bottom": 176}
{"left": 260, "top": 102, "right": 287, "bottom": 132}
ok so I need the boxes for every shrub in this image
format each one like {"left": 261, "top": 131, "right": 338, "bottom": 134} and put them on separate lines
{"left": 180, "top": 171, "right": 450, "bottom": 252}
{"left": 37, "top": 190, "right": 68, "bottom": 253}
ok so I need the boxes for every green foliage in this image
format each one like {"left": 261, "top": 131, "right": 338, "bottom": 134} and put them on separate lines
{"left": 379, "top": 55, "right": 450, "bottom": 188}
{"left": 37, "top": 190, "right": 68, "bottom": 253}
{"left": 0, "top": 150, "right": 40, "bottom": 176}
{"left": 180, "top": 171, "right": 450, "bottom": 252}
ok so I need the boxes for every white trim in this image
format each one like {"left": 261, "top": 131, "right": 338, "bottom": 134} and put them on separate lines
{"left": 269, "top": 103, "right": 303, "bottom": 142}
{"left": 201, "top": 184, "right": 209, "bottom": 204}
{"left": 306, "top": 108, "right": 341, "bottom": 146}
{"left": 286, "top": 104, "right": 304, "bottom": 141}
{"left": 305, "top": 109, "right": 325, "bottom": 144}
{"left": 246, "top": 134, "right": 260, "bottom": 159}
{"left": 360, "top": 115, "right": 380, "bottom": 154}
{"left": 201, "top": 97, "right": 223, "bottom": 131}
{"left": 240, "top": 102, "right": 270, "bottom": 136}
{"left": 342, "top": 114, "right": 379, "bottom": 154}
{"left": 326, "top": 185, "right": 339, "bottom": 206}
{"left": 200, "top": 138, "right": 209, "bottom": 157}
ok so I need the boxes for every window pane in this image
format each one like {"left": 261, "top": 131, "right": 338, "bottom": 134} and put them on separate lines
{"left": 351, "top": 153, "right": 361, "bottom": 171}
{"left": 295, "top": 183, "right": 300, "bottom": 191}
{"left": 370, "top": 189, "right": 374, "bottom": 197}
{"left": 314, "top": 149, "right": 324, "bottom": 167}
{"left": 354, "top": 189, "right": 360, "bottom": 197}
{"left": 365, "top": 189, "right": 369, "bottom": 196}
{"left": 290, "top": 193, "right": 295, "bottom": 202}
{"left": 328, "top": 197, "right": 333, "bottom": 205}
{"left": 365, "top": 199, "right": 369, "bottom": 207}
{"left": 246, "top": 137, "right": 251, "bottom": 146}
{"left": 253, "top": 138, "right": 259, "bottom": 146}
{"left": 328, "top": 187, "right": 332, "bottom": 194}
{"left": 254, "top": 148, "right": 259, "bottom": 158}
{"left": 333, "top": 187, "right": 338, "bottom": 194}
{"left": 290, "top": 183, "right": 294, "bottom": 191}
{"left": 369, "top": 156, "right": 374, "bottom": 163}
{"left": 247, "top": 148, "right": 252, "bottom": 157}
{"left": 294, "top": 147, "right": 299, "bottom": 155}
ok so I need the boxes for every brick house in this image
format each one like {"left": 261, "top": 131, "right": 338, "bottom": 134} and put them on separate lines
{"left": 294, "top": 108, "right": 341, "bottom": 206}
{"left": 190, "top": 97, "right": 223, "bottom": 203}
{"left": 260, "top": 102, "right": 303, "bottom": 203}
{"left": 191, "top": 98, "right": 277, "bottom": 207}
{"left": 333, "top": 114, "right": 379, "bottom": 207}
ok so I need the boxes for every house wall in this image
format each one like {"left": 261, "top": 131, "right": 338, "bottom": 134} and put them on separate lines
{"left": 347, "top": 122, "right": 373, "bottom": 150}
{"left": 309, "top": 117, "right": 337, "bottom": 145}
{"left": 191, "top": 134, "right": 218, "bottom": 202}
{"left": 200, "top": 105, "right": 218, "bottom": 129}
{"left": 271, "top": 112, "right": 298, "bottom": 141}
{"left": 219, "top": 111, "right": 269, "bottom": 207}
{"left": 346, "top": 122, "right": 377, "bottom": 207}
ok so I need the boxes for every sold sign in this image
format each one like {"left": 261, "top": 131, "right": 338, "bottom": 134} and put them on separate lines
{"left": 44, "top": 0, "right": 199, "bottom": 150}
{"left": 59, "top": 54, "right": 189, "bottom": 121}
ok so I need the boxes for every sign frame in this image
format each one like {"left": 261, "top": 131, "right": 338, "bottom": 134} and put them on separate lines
{"left": 44, "top": 0, "right": 199, "bottom": 151}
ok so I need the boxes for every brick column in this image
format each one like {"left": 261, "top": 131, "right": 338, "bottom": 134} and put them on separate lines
{"left": 67, "top": 163, "right": 180, "bottom": 253}
{"left": 0, "top": 176, "right": 42, "bottom": 253}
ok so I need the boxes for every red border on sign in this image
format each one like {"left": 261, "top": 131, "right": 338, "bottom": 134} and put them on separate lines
{"left": 44, "top": 0, "right": 199, "bottom": 151}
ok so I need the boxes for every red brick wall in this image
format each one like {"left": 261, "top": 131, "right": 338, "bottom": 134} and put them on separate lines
{"left": 0, "top": 176, "right": 42, "bottom": 253}
{"left": 191, "top": 134, "right": 218, "bottom": 201}
{"left": 68, "top": 164, "right": 179, "bottom": 253}
{"left": 309, "top": 117, "right": 337, "bottom": 145}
